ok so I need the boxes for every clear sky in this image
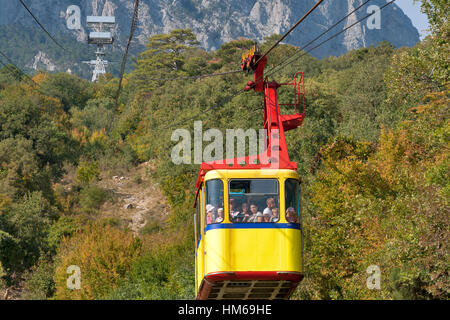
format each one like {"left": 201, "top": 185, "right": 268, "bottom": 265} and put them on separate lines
{"left": 395, "top": 0, "right": 430, "bottom": 38}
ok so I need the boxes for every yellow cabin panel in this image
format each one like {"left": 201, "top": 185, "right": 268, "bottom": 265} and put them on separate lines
{"left": 204, "top": 228, "right": 301, "bottom": 274}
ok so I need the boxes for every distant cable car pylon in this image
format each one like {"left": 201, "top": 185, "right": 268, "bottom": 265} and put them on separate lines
{"left": 84, "top": 16, "right": 116, "bottom": 82}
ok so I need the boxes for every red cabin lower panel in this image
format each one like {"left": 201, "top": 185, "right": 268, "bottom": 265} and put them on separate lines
{"left": 197, "top": 271, "right": 303, "bottom": 300}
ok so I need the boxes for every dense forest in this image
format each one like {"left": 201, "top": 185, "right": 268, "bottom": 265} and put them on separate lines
{"left": 0, "top": 0, "right": 448, "bottom": 300}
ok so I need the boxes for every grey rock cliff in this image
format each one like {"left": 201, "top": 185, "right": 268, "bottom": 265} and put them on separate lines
{"left": 0, "top": 0, "right": 420, "bottom": 58}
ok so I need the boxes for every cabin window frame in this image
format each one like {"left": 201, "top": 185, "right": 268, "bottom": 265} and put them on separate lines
{"left": 227, "top": 178, "right": 280, "bottom": 224}
{"left": 204, "top": 179, "right": 225, "bottom": 226}
{"left": 284, "top": 178, "right": 301, "bottom": 225}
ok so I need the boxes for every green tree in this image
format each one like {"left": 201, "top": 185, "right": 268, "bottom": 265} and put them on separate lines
{"left": 131, "top": 29, "right": 200, "bottom": 93}
{"left": 0, "top": 65, "right": 22, "bottom": 89}
{"left": 384, "top": 1, "right": 448, "bottom": 113}
{"left": 75, "top": 161, "right": 100, "bottom": 185}
{"left": 39, "top": 73, "right": 93, "bottom": 112}
{"left": 0, "top": 85, "right": 75, "bottom": 199}
{"left": 420, "top": 0, "right": 449, "bottom": 36}
{"left": 1, "top": 192, "right": 57, "bottom": 274}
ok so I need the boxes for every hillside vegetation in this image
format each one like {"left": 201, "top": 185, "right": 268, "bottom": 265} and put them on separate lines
{"left": 0, "top": 0, "right": 448, "bottom": 300}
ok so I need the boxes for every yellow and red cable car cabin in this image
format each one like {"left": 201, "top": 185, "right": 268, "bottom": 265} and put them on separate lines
{"left": 194, "top": 45, "right": 306, "bottom": 300}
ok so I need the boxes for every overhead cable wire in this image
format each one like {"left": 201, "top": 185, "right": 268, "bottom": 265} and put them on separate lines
{"left": 0, "top": 49, "right": 39, "bottom": 87}
{"left": 290, "top": 0, "right": 372, "bottom": 61}
{"left": 158, "top": 0, "right": 368, "bottom": 130}
{"left": 143, "top": 69, "right": 242, "bottom": 82}
{"left": 143, "top": 0, "right": 351, "bottom": 84}
{"left": 202, "top": 0, "right": 377, "bottom": 116}
{"left": 153, "top": 0, "right": 396, "bottom": 131}
{"left": 18, "top": 0, "right": 65, "bottom": 50}
{"left": 254, "top": 0, "right": 325, "bottom": 65}
{"left": 115, "top": 0, "right": 140, "bottom": 109}
{"left": 142, "top": 0, "right": 324, "bottom": 84}
{"left": 249, "top": 0, "right": 373, "bottom": 89}
{"left": 158, "top": 86, "right": 247, "bottom": 131}
{"left": 0, "top": 59, "right": 27, "bottom": 84}
{"left": 0, "top": 51, "right": 52, "bottom": 97}
{"left": 206, "top": 0, "right": 394, "bottom": 118}
{"left": 0, "top": 59, "right": 20, "bottom": 78}
{"left": 265, "top": 0, "right": 396, "bottom": 79}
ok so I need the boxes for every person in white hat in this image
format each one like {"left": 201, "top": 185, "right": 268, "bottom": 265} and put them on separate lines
{"left": 263, "top": 208, "right": 272, "bottom": 222}
{"left": 254, "top": 212, "right": 264, "bottom": 223}
{"left": 206, "top": 204, "right": 215, "bottom": 224}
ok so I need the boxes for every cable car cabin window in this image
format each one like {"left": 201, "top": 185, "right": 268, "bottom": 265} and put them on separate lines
{"left": 285, "top": 179, "right": 300, "bottom": 224}
{"left": 205, "top": 180, "right": 224, "bottom": 225}
{"left": 229, "top": 179, "right": 279, "bottom": 223}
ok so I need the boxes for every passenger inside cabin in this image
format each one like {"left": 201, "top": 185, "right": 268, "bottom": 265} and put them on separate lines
{"left": 244, "top": 204, "right": 258, "bottom": 223}
{"left": 265, "top": 197, "right": 277, "bottom": 212}
{"left": 254, "top": 212, "right": 264, "bottom": 223}
{"left": 240, "top": 203, "right": 250, "bottom": 222}
{"left": 270, "top": 207, "right": 280, "bottom": 222}
{"left": 286, "top": 207, "right": 299, "bottom": 223}
{"left": 263, "top": 208, "right": 272, "bottom": 222}
{"left": 206, "top": 204, "right": 215, "bottom": 225}
{"left": 229, "top": 198, "right": 241, "bottom": 222}
{"left": 241, "top": 203, "right": 249, "bottom": 215}
{"left": 215, "top": 208, "right": 224, "bottom": 223}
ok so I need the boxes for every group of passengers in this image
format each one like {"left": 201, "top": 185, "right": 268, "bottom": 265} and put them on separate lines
{"left": 206, "top": 205, "right": 224, "bottom": 224}
{"left": 229, "top": 198, "right": 280, "bottom": 223}
{"left": 205, "top": 198, "right": 299, "bottom": 224}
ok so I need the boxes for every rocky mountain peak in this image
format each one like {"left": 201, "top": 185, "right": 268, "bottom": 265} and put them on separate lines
{"left": 0, "top": 0, "right": 420, "bottom": 61}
